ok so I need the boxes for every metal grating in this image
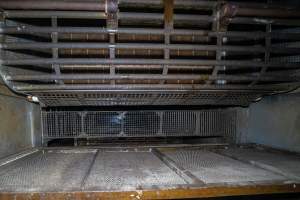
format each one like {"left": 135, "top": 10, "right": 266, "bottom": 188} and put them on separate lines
{"left": 219, "top": 147, "right": 300, "bottom": 181}
{"left": 83, "top": 151, "right": 185, "bottom": 191}
{"left": 42, "top": 109, "right": 236, "bottom": 140}
{"left": 124, "top": 112, "right": 160, "bottom": 136}
{"left": 0, "top": 150, "right": 95, "bottom": 192}
{"left": 162, "top": 111, "right": 196, "bottom": 136}
{"left": 1, "top": 147, "right": 297, "bottom": 193}
{"left": 35, "top": 91, "right": 263, "bottom": 106}
{"left": 42, "top": 111, "right": 81, "bottom": 137}
{"left": 84, "top": 112, "right": 122, "bottom": 136}
{"left": 164, "top": 149, "right": 285, "bottom": 184}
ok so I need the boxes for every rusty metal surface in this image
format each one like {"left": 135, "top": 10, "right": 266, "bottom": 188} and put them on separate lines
{"left": 0, "top": 0, "right": 107, "bottom": 11}
{"left": 0, "top": 183, "right": 300, "bottom": 200}
{"left": 0, "top": 0, "right": 299, "bottom": 106}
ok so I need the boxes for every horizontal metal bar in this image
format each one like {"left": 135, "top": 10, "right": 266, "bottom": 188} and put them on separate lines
{"left": 0, "top": 0, "right": 107, "bottom": 11}
{"left": 0, "top": 26, "right": 209, "bottom": 35}
{"left": 9, "top": 74, "right": 211, "bottom": 81}
{"left": 222, "top": 3, "right": 300, "bottom": 19}
{"left": 13, "top": 83, "right": 296, "bottom": 92}
{"left": 1, "top": 26, "right": 299, "bottom": 40}
{"left": 60, "top": 65, "right": 213, "bottom": 70}
{"left": 231, "top": 1, "right": 299, "bottom": 10}
{"left": 4, "top": 11, "right": 107, "bottom": 19}
{"left": 3, "top": 42, "right": 298, "bottom": 54}
{"left": 7, "top": 74, "right": 299, "bottom": 82}
{"left": 119, "top": 0, "right": 217, "bottom": 9}
{"left": 2, "top": 58, "right": 300, "bottom": 68}
{"left": 235, "top": 6, "right": 300, "bottom": 18}
{"left": 231, "top": 17, "right": 300, "bottom": 26}
{"left": 0, "top": 42, "right": 267, "bottom": 53}
{"left": 272, "top": 42, "right": 300, "bottom": 48}
{"left": 119, "top": 12, "right": 213, "bottom": 22}
{"left": 4, "top": 10, "right": 213, "bottom": 22}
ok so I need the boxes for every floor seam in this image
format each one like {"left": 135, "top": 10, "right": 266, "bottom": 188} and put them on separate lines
{"left": 80, "top": 149, "right": 99, "bottom": 190}
{"left": 151, "top": 148, "right": 205, "bottom": 185}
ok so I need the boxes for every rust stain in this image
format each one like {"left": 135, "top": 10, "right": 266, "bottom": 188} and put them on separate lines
{"left": 0, "top": 183, "right": 299, "bottom": 200}
{"left": 164, "top": 0, "right": 174, "bottom": 25}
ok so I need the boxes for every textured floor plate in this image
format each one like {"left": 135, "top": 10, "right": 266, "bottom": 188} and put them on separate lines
{"left": 83, "top": 151, "right": 185, "bottom": 191}
{"left": 0, "top": 150, "right": 96, "bottom": 192}
{"left": 0, "top": 146, "right": 299, "bottom": 193}
{"left": 219, "top": 147, "right": 300, "bottom": 181}
{"left": 163, "top": 149, "right": 285, "bottom": 184}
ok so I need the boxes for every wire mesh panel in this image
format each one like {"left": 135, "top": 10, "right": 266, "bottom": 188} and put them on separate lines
{"left": 42, "top": 111, "right": 81, "bottom": 138}
{"left": 124, "top": 111, "right": 160, "bottom": 136}
{"left": 162, "top": 111, "right": 197, "bottom": 136}
{"left": 42, "top": 109, "right": 236, "bottom": 141}
{"left": 84, "top": 112, "right": 122, "bottom": 137}
{"left": 35, "top": 91, "right": 263, "bottom": 107}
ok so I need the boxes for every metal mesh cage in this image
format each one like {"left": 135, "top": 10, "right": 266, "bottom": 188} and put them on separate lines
{"left": 42, "top": 111, "right": 81, "bottom": 137}
{"left": 124, "top": 112, "right": 160, "bottom": 136}
{"left": 84, "top": 112, "right": 122, "bottom": 136}
{"left": 42, "top": 109, "right": 237, "bottom": 141}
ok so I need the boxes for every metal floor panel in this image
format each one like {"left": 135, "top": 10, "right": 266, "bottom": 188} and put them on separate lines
{"left": 0, "top": 150, "right": 96, "bottom": 192}
{"left": 163, "top": 149, "right": 285, "bottom": 184}
{"left": 219, "top": 147, "right": 300, "bottom": 181}
{"left": 0, "top": 146, "right": 299, "bottom": 194}
{"left": 83, "top": 151, "right": 186, "bottom": 191}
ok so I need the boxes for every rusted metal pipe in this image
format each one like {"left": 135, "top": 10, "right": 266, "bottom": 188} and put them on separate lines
{"left": 59, "top": 64, "right": 213, "bottom": 70}
{"left": 59, "top": 49, "right": 214, "bottom": 57}
{"left": 0, "top": 42, "right": 266, "bottom": 53}
{"left": 8, "top": 74, "right": 210, "bottom": 81}
{"left": 2, "top": 26, "right": 300, "bottom": 40}
{"left": 3, "top": 11, "right": 107, "bottom": 19}
{"left": 0, "top": 0, "right": 108, "bottom": 11}
{"left": 1, "top": 58, "right": 299, "bottom": 69}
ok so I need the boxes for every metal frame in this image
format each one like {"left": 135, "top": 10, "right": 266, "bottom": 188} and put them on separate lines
{"left": 41, "top": 109, "right": 237, "bottom": 141}
{"left": 0, "top": 0, "right": 299, "bottom": 106}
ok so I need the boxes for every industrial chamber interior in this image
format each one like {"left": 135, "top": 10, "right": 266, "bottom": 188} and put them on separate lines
{"left": 0, "top": 0, "right": 300, "bottom": 199}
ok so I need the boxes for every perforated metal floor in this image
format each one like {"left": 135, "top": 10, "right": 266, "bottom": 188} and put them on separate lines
{"left": 163, "top": 149, "right": 285, "bottom": 184}
{"left": 83, "top": 151, "right": 186, "bottom": 191}
{"left": 0, "top": 146, "right": 299, "bottom": 193}
{"left": 218, "top": 147, "right": 300, "bottom": 181}
{"left": 0, "top": 150, "right": 96, "bottom": 192}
